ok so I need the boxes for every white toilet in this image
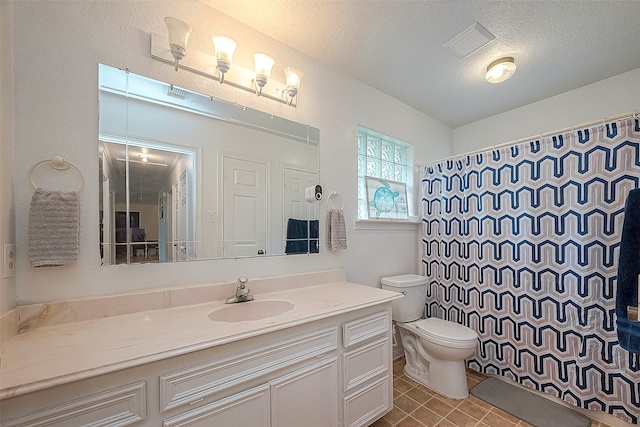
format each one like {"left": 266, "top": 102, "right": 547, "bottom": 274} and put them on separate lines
{"left": 381, "top": 274, "right": 478, "bottom": 399}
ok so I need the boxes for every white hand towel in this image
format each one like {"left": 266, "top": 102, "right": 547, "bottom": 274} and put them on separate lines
{"left": 29, "top": 189, "right": 80, "bottom": 267}
{"left": 326, "top": 209, "right": 347, "bottom": 251}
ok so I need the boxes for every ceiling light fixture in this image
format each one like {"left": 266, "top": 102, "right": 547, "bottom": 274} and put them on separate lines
{"left": 139, "top": 154, "right": 149, "bottom": 163}
{"left": 485, "top": 57, "right": 516, "bottom": 84}
{"left": 164, "top": 17, "right": 192, "bottom": 71}
{"left": 155, "top": 18, "right": 302, "bottom": 106}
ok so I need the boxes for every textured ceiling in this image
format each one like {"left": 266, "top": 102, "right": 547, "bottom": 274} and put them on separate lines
{"left": 201, "top": 0, "right": 640, "bottom": 128}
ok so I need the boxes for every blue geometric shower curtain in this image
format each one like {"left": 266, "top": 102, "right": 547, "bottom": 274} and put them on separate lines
{"left": 421, "top": 119, "right": 640, "bottom": 423}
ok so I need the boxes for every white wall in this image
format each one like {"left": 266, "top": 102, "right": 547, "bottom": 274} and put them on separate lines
{"left": 1, "top": 0, "right": 16, "bottom": 315}
{"left": 453, "top": 68, "right": 640, "bottom": 154}
{"left": 11, "top": 1, "right": 452, "bottom": 304}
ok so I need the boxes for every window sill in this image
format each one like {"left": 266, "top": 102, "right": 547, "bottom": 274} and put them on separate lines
{"left": 354, "top": 218, "right": 421, "bottom": 231}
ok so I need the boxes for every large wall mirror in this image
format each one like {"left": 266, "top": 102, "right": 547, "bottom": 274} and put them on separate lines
{"left": 98, "top": 64, "right": 320, "bottom": 265}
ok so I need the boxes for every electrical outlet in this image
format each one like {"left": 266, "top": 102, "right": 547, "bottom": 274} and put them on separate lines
{"left": 3, "top": 244, "right": 16, "bottom": 278}
{"left": 207, "top": 211, "right": 216, "bottom": 223}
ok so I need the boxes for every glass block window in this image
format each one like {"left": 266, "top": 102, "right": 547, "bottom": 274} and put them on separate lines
{"left": 357, "top": 126, "right": 413, "bottom": 220}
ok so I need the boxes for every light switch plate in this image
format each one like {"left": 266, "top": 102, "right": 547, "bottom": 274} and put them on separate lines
{"left": 3, "top": 244, "right": 16, "bottom": 278}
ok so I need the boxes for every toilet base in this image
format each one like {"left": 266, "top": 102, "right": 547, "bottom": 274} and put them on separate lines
{"left": 398, "top": 326, "right": 471, "bottom": 399}
{"left": 402, "top": 354, "right": 469, "bottom": 399}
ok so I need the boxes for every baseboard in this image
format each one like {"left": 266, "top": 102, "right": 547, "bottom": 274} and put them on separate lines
{"left": 393, "top": 346, "right": 404, "bottom": 360}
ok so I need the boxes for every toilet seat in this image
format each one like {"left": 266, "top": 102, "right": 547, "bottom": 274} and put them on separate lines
{"left": 414, "top": 318, "right": 477, "bottom": 347}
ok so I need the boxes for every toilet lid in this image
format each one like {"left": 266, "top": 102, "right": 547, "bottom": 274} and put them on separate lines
{"left": 415, "top": 318, "right": 477, "bottom": 342}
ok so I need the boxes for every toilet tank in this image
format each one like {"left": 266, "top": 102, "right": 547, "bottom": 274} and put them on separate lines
{"left": 381, "top": 274, "right": 428, "bottom": 322}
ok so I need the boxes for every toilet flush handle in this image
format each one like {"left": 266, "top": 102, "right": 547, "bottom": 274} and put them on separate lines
{"left": 401, "top": 291, "right": 407, "bottom": 295}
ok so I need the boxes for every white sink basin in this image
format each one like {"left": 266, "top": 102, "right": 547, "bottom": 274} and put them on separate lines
{"left": 208, "top": 300, "right": 295, "bottom": 322}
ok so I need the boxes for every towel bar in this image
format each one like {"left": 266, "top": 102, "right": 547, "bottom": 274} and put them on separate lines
{"left": 327, "top": 192, "right": 344, "bottom": 210}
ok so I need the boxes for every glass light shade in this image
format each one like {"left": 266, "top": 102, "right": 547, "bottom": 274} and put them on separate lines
{"left": 284, "top": 67, "right": 304, "bottom": 96}
{"left": 212, "top": 35, "right": 237, "bottom": 74}
{"left": 164, "top": 17, "right": 192, "bottom": 60}
{"left": 485, "top": 57, "right": 516, "bottom": 83}
{"left": 253, "top": 53, "right": 276, "bottom": 87}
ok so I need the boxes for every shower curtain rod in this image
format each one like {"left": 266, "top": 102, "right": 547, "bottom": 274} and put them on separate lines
{"left": 418, "top": 108, "right": 640, "bottom": 168}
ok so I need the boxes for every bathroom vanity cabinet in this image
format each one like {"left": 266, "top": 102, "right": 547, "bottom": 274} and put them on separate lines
{"left": 1, "top": 298, "right": 394, "bottom": 427}
{"left": 163, "top": 356, "right": 339, "bottom": 427}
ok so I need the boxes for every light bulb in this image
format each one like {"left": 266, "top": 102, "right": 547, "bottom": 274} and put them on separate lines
{"left": 253, "top": 53, "right": 275, "bottom": 88}
{"left": 212, "top": 35, "right": 237, "bottom": 77}
{"left": 284, "top": 67, "right": 304, "bottom": 104}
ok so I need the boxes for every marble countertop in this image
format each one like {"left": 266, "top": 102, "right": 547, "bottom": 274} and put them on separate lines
{"left": 0, "top": 281, "right": 400, "bottom": 399}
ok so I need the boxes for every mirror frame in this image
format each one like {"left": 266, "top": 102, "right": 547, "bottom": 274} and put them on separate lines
{"left": 98, "top": 64, "right": 320, "bottom": 265}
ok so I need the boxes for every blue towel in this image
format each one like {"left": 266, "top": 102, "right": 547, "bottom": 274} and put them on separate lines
{"left": 285, "top": 219, "right": 319, "bottom": 254}
{"left": 616, "top": 188, "right": 640, "bottom": 354}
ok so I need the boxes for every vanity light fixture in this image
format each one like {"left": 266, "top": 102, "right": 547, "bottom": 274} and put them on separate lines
{"left": 284, "top": 67, "right": 303, "bottom": 106}
{"left": 212, "top": 35, "right": 237, "bottom": 84}
{"left": 156, "top": 19, "right": 302, "bottom": 106}
{"left": 485, "top": 57, "right": 516, "bottom": 83}
{"left": 164, "top": 17, "right": 192, "bottom": 71}
{"left": 253, "top": 53, "right": 275, "bottom": 96}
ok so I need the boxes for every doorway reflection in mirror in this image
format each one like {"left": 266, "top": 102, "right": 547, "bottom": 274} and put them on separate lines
{"left": 99, "top": 141, "right": 195, "bottom": 265}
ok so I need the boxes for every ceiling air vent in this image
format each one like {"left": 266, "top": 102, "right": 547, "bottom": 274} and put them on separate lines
{"left": 443, "top": 22, "right": 495, "bottom": 59}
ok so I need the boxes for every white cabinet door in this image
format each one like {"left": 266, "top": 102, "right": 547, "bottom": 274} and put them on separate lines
{"left": 1, "top": 382, "right": 146, "bottom": 427}
{"left": 270, "top": 357, "right": 339, "bottom": 427}
{"left": 163, "top": 384, "right": 270, "bottom": 427}
{"left": 343, "top": 376, "right": 390, "bottom": 427}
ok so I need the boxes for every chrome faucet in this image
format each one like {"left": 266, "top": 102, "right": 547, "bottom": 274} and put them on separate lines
{"left": 225, "top": 277, "right": 254, "bottom": 304}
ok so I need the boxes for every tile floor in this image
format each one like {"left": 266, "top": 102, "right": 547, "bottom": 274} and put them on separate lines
{"left": 370, "top": 357, "right": 609, "bottom": 427}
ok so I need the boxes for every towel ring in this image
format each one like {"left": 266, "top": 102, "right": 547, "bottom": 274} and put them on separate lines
{"left": 29, "top": 156, "right": 84, "bottom": 192}
{"left": 327, "top": 192, "right": 344, "bottom": 210}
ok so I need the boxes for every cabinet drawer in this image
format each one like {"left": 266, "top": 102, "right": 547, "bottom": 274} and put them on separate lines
{"left": 342, "top": 337, "right": 390, "bottom": 392}
{"left": 342, "top": 311, "right": 390, "bottom": 348}
{"left": 1, "top": 381, "right": 146, "bottom": 427}
{"left": 343, "top": 376, "right": 390, "bottom": 427}
{"left": 160, "top": 326, "right": 337, "bottom": 412}
{"left": 163, "top": 384, "right": 270, "bottom": 427}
